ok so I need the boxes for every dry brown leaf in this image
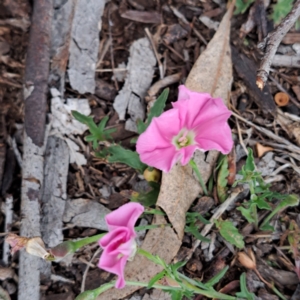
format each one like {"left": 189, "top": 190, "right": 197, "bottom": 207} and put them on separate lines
{"left": 157, "top": 1, "right": 235, "bottom": 240}
{"left": 97, "top": 214, "right": 181, "bottom": 299}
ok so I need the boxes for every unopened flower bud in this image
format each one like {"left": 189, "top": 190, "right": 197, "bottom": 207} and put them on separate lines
{"left": 49, "top": 241, "right": 75, "bottom": 260}
{"left": 237, "top": 251, "right": 256, "bottom": 270}
{"left": 143, "top": 168, "right": 161, "bottom": 182}
{"left": 26, "top": 237, "right": 52, "bottom": 260}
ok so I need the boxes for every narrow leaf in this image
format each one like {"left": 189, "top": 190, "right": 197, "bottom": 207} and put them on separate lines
{"left": 205, "top": 266, "right": 229, "bottom": 288}
{"left": 148, "top": 271, "right": 166, "bottom": 288}
{"left": 215, "top": 220, "right": 245, "bottom": 249}
{"left": 217, "top": 155, "right": 229, "bottom": 203}
{"left": 107, "top": 145, "right": 147, "bottom": 173}
{"left": 185, "top": 224, "right": 211, "bottom": 243}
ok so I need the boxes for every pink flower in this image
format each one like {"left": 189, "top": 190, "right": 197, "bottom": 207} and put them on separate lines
{"left": 98, "top": 202, "right": 144, "bottom": 289}
{"left": 136, "top": 85, "right": 233, "bottom": 172}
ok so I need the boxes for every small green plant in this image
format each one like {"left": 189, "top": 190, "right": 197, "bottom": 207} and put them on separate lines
{"left": 72, "top": 89, "right": 169, "bottom": 173}
{"left": 234, "top": 148, "right": 299, "bottom": 230}
{"left": 185, "top": 212, "right": 211, "bottom": 243}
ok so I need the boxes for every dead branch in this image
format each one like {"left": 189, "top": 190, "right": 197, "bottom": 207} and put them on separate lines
{"left": 20, "top": 0, "right": 52, "bottom": 299}
{"left": 256, "top": 0, "right": 300, "bottom": 89}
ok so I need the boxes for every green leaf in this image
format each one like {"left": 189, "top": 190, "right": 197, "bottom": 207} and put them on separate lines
{"left": 215, "top": 220, "right": 245, "bottom": 249}
{"left": 234, "top": 0, "right": 255, "bottom": 15}
{"left": 205, "top": 266, "right": 229, "bottom": 288}
{"left": 244, "top": 148, "right": 255, "bottom": 172}
{"left": 138, "top": 88, "right": 169, "bottom": 134}
{"left": 104, "top": 145, "right": 147, "bottom": 173}
{"left": 254, "top": 196, "right": 271, "bottom": 210}
{"left": 185, "top": 212, "right": 210, "bottom": 225}
{"left": 235, "top": 273, "right": 255, "bottom": 300}
{"left": 237, "top": 205, "right": 256, "bottom": 224}
{"left": 170, "top": 290, "right": 183, "bottom": 300}
{"left": 131, "top": 182, "right": 160, "bottom": 206}
{"left": 148, "top": 271, "right": 166, "bottom": 288}
{"left": 72, "top": 110, "right": 95, "bottom": 127}
{"left": 217, "top": 155, "right": 229, "bottom": 203}
{"left": 270, "top": 0, "right": 294, "bottom": 25}
{"left": 72, "top": 111, "right": 115, "bottom": 149}
{"left": 260, "top": 194, "right": 299, "bottom": 230}
{"left": 185, "top": 224, "right": 211, "bottom": 243}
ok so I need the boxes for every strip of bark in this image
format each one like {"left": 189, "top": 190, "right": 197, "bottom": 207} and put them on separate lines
{"left": 20, "top": 0, "right": 52, "bottom": 299}
{"left": 256, "top": 0, "right": 300, "bottom": 89}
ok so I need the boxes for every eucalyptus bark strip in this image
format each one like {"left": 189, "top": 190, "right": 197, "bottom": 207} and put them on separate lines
{"left": 19, "top": 0, "right": 52, "bottom": 299}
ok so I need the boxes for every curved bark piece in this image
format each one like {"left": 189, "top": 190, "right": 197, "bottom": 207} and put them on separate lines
{"left": 19, "top": 0, "right": 52, "bottom": 299}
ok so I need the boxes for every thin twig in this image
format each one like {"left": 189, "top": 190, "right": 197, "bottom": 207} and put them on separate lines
{"left": 256, "top": 0, "right": 300, "bottom": 89}
{"left": 235, "top": 117, "right": 249, "bottom": 155}
{"left": 185, "top": 187, "right": 242, "bottom": 261}
{"left": 81, "top": 247, "right": 102, "bottom": 293}
{"left": 145, "top": 28, "right": 164, "bottom": 79}
{"left": 231, "top": 111, "right": 300, "bottom": 154}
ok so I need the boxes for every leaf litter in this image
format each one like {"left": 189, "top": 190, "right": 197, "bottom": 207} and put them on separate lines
{"left": 2, "top": 0, "right": 300, "bottom": 299}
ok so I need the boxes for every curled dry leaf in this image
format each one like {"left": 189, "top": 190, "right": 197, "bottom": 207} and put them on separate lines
{"left": 256, "top": 143, "right": 274, "bottom": 158}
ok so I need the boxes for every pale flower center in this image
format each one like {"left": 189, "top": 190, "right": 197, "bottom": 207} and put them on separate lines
{"left": 173, "top": 129, "right": 195, "bottom": 149}
{"left": 116, "top": 238, "right": 137, "bottom": 261}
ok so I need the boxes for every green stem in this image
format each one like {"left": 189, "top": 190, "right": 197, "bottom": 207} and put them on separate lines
{"left": 135, "top": 224, "right": 171, "bottom": 231}
{"left": 189, "top": 159, "right": 208, "bottom": 196}
{"left": 72, "top": 233, "right": 106, "bottom": 251}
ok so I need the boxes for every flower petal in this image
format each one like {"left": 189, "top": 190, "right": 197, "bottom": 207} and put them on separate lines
{"left": 194, "top": 116, "right": 233, "bottom": 154}
{"left": 105, "top": 202, "right": 144, "bottom": 236}
{"left": 138, "top": 145, "right": 180, "bottom": 172}
{"left": 98, "top": 250, "right": 128, "bottom": 289}
{"left": 136, "top": 108, "right": 181, "bottom": 154}
{"left": 179, "top": 145, "right": 200, "bottom": 165}
{"left": 173, "top": 85, "right": 212, "bottom": 129}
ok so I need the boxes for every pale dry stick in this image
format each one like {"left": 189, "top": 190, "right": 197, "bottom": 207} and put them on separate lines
{"left": 145, "top": 28, "right": 164, "bottom": 79}
{"left": 96, "top": 68, "right": 127, "bottom": 72}
{"left": 265, "top": 174, "right": 285, "bottom": 184}
{"left": 96, "top": 38, "right": 111, "bottom": 69}
{"left": 108, "top": 14, "right": 118, "bottom": 91}
{"left": 269, "top": 75, "right": 300, "bottom": 109}
{"left": 231, "top": 111, "right": 300, "bottom": 155}
{"left": 270, "top": 163, "right": 291, "bottom": 176}
{"left": 256, "top": 0, "right": 300, "bottom": 89}
{"left": 274, "top": 156, "right": 300, "bottom": 175}
{"left": 146, "top": 72, "right": 182, "bottom": 101}
{"left": 3, "top": 195, "right": 13, "bottom": 265}
{"left": 234, "top": 117, "right": 249, "bottom": 156}
{"left": 81, "top": 247, "right": 102, "bottom": 293}
{"left": 186, "top": 187, "right": 243, "bottom": 261}
{"left": 169, "top": 6, "right": 207, "bottom": 45}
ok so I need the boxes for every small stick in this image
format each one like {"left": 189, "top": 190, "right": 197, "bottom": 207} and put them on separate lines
{"left": 81, "top": 247, "right": 102, "bottom": 293}
{"left": 3, "top": 195, "right": 13, "bottom": 265}
{"left": 145, "top": 28, "right": 164, "bottom": 79}
{"left": 256, "top": 0, "right": 300, "bottom": 89}
{"left": 231, "top": 111, "right": 300, "bottom": 154}
{"left": 185, "top": 187, "right": 242, "bottom": 261}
